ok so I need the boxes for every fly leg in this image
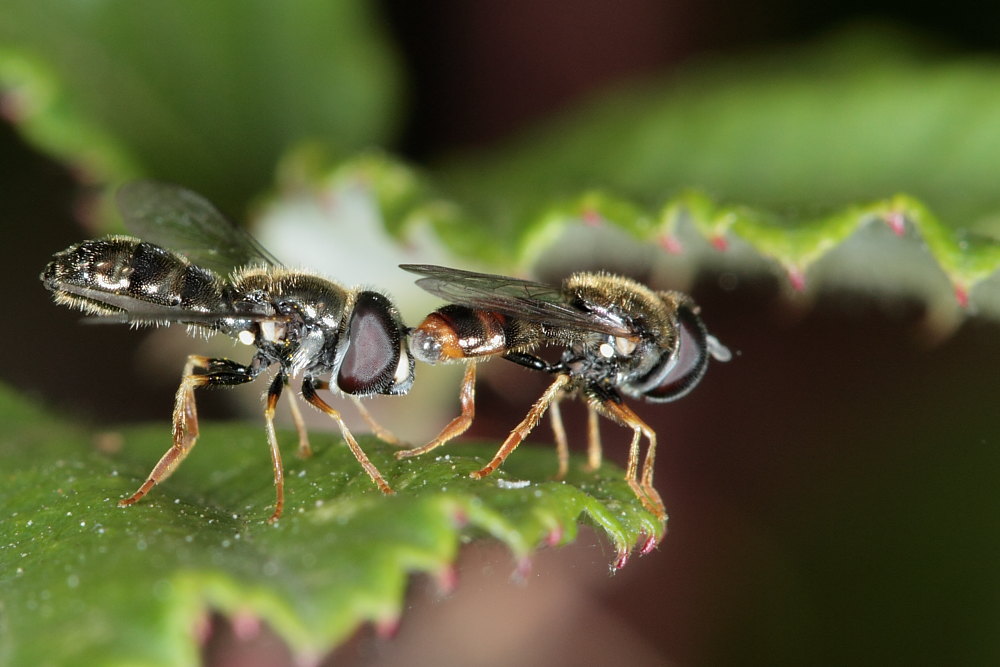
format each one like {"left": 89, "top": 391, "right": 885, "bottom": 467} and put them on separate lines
{"left": 586, "top": 404, "right": 602, "bottom": 471}
{"left": 506, "top": 353, "right": 575, "bottom": 478}
{"left": 350, "top": 396, "right": 405, "bottom": 447}
{"left": 262, "top": 372, "right": 289, "bottom": 523}
{"left": 396, "top": 362, "right": 477, "bottom": 459}
{"left": 284, "top": 381, "right": 313, "bottom": 458}
{"left": 471, "top": 374, "right": 571, "bottom": 480}
{"left": 119, "top": 356, "right": 258, "bottom": 509}
{"left": 548, "top": 393, "right": 570, "bottom": 480}
{"left": 301, "top": 377, "right": 394, "bottom": 496}
{"left": 503, "top": 352, "right": 567, "bottom": 375}
{"left": 305, "top": 379, "right": 407, "bottom": 448}
{"left": 590, "top": 396, "right": 664, "bottom": 522}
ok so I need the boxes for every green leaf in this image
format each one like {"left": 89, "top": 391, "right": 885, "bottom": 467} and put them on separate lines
{"left": 300, "top": 28, "right": 1000, "bottom": 327}
{"left": 436, "top": 27, "right": 1000, "bottom": 226}
{"left": 0, "top": 0, "right": 402, "bottom": 211}
{"left": 267, "top": 152, "right": 993, "bottom": 338}
{"left": 0, "top": 384, "right": 659, "bottom": 666}
{"left": 11, "top": 19, "right": 1000, "bottom": 326}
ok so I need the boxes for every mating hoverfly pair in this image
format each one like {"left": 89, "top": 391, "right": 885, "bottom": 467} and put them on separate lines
{"left": 42, "top": 182, "right": 730, "bottom": 524}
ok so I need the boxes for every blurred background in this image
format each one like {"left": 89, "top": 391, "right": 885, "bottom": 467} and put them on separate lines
{"left": 4, "top": 1, "right": 1000, "bottom": 665}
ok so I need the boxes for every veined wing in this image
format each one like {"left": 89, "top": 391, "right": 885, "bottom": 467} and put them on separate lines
{"left": 400, "top": 264, "right": 632, "bottom": 337}
{"left": 117, "top": 180, "right": 282, "bottom": 275}
{"left": 55, "top": 281, "right": 286, "bottom": 327}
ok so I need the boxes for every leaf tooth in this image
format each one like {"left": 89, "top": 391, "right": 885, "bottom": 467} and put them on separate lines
{"left": 786, "top": 264, "right": 807, "bottom": 292}
{"left": 232, "top": 609, "right": 262, "bottom": 640}
{"left": 451, "top": 508, "right": 469, "bottom": 529}
{"left": 639, "top": 532, "right": 660, "bottom": 555}
{"left": 433, "top": 565, "right": 459, "bottom": 597}
{"left": 884, "top": 211, "right": 907, "bottom": 237}
{"left": 954, "top": 283, "right": 970, "bottom": 309}
{"left": 374, "top": 614, "right": 401, "bottom": 639}
{"left": 510, "top": 556, "right": 533, "bottom": 584}
{"left": 658, "top": 234, "right": 683, "bottom": 255}
{"left": 580, "top": 207, "right": 603, "bottom": 227}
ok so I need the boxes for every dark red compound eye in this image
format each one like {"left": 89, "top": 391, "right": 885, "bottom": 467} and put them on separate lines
{"left": 337, "top": 291, "right": 406, "bottom": 395}
{"left": 637, "top": 305, "right": 711, "bottom": 403}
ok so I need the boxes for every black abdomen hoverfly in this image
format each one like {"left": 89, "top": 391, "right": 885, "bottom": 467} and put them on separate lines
{"left": 42, "top": 181, "right": 414, "bottom": 522}
{"left": 395, "top": 264, "right": 730, "bottom": 522}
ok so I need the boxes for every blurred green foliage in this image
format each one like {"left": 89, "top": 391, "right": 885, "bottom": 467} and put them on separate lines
{"left": 439, "top": 27, "right": 1000, "bottom": 227}
{"left": 5, "top": 15, "right": 1000, "bottom": 318}
{"left": 0, "top": 0, "right": 403, "bottom": 212}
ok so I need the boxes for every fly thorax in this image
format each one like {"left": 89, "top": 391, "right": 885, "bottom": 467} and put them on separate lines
{"left": 259, "top": 319, "right": 290, "bottom": 344}
{"left": 290, "top": 328, "right": 325, "bottom": 375}
{"left": 562, "top": 337, "right": 610, "bottom": 378}
{"left": 595, "top": 335, "right": 640, "bottom": 362}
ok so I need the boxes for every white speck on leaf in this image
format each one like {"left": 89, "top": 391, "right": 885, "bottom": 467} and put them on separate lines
{"left": 497, "top": 479, "right": 531, "bottom": 490}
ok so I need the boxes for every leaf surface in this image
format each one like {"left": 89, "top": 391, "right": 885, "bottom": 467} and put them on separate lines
{"left": 0, "top": 386, "right": 658, "bottom": 666}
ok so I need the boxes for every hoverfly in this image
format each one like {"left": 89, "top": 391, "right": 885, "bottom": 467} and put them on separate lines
{"left": 41, "top": 181, "right": 414, "bottom": 522}
{"left": 395, "top": 264, "right": 730, "bottom": 521}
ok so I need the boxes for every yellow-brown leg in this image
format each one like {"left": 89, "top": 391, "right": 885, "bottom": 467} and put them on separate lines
{"left": 119, "top": 355, "right": 256, "bottom": 508}
{"left": 285, "top": 383, "right": 313, "bottom": 458}
{"left": 263, "top": 373, "right": 287, "bottom": 523}
{"left": 301, "top": 377, "right": 394, "bottom": 495}
{"left": 350, "top": 396, "right": 406, "bottom": 447}
{"left": 637, "top": 416, "right": 663, "bottom": 519}
{"left": 548, "top": 394, "right": 569, "bottom": 480}
{"left": 586, "top": 403, "right": 602, "bottom": 471}
{"left": 307, "top": 378, "right": 406, "bottom": 448}
{"left": 591, "top": 398, "right": 664, "bottom": 522}
{"left": 396, "top": 362, "right": 477, "bottom": 459}
{"left": 471, "top": 374, "right": 571, "bottom": 480}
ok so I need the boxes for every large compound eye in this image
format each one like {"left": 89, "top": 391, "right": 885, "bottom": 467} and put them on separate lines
{"left": 635, "top": 305, "right": 711, "bottom": 402}
{"left": 337, "top": 291, "right": 410, "bottom": 395}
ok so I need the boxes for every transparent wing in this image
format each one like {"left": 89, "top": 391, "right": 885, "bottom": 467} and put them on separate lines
{"left": 84, "top": 309, "right": 287, "bottom": 327}
{"left": 116, "top": 180, "right": 282, "bottom": 274}
{"left": 54, "top": 281, "right": 286, "bottom": 327}
{"left": 400, "top": 264, "right": 632, "bottom": 337}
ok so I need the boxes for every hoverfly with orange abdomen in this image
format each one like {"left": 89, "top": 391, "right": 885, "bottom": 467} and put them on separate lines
{"left": 41, "top": 181, "right": 414, "bottom": 522}
{"left": 395, "top": 264, "right": 731, "bottom": 522}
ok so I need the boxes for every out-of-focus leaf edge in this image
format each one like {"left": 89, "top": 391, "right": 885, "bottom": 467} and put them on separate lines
{"left": 4, "top": 43, "right": 998, "bottom": 327}
{"left": 304, "top": 153, "right": 1000, "bottom": 328}
{"left": 4, "top": 20, "right": 1000, "bottom": 328}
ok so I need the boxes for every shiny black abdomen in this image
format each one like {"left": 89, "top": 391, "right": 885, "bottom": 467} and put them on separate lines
{"left": 42, "top": 236, "right": 228, "bottom": 317}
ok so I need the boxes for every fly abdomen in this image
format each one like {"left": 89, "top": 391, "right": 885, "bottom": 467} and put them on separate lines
{"left": 409, "top": 304, "right": 543, "bottom": 363}
{"left": 41, "top": 235, "right": 227, "bottom": 320}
